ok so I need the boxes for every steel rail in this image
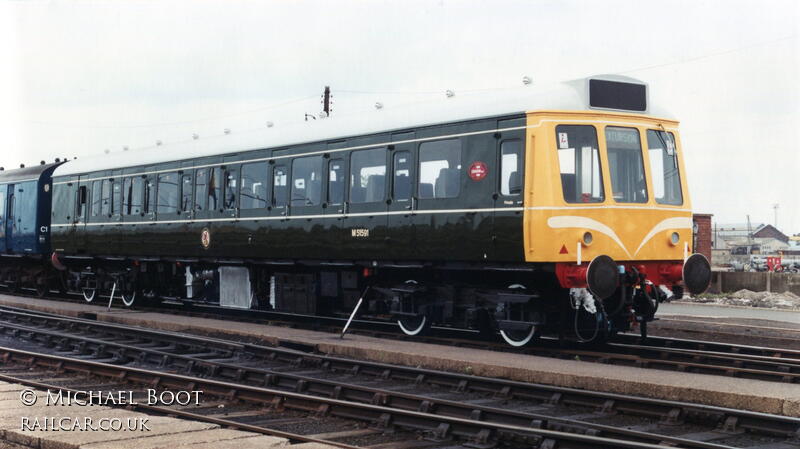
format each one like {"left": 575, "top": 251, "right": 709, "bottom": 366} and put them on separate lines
{"left": 0, "top": 371, "right": 361, "bottom": 449}
{"left": 0, "top": 346, "right": 686, "bottom": 449}
{"left": 0, "top": 318, "right": 737, "bottom": 448}
{"left": 0, "top": 306, "right": 798, "bottom": 441}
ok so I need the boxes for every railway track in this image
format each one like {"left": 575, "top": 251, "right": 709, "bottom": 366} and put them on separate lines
{"left": 2, "top": 295, "right": 800, "bottom": 384}
{"left": 0, "top": 305, "right": 798, "bottom": 448}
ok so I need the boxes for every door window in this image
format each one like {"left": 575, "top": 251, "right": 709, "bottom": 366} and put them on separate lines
{"left": 194, "top": 169, "right": 207, "bottom": 211}
{"left": 272, "top": 166, "right": 288, "bottom": 207}
{"left": 328, "top": 159, "right": 344, "bottom": 206}
{"left": 100, "top": 179, "right": 111, "bottom": 216}
{"left": 181, "top": 174, "right": 193, "bottom": 211}
{"left": 500, "top": 140, "right": 522, "bottom": 196}
{"left": 224, "top": 169, "right": 237, "bottom": 210}
{"left": 393, "top": 151, "right": 412, "bottom": 201}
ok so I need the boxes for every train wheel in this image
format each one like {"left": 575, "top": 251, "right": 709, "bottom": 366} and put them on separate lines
{"left": 121, "top": 289, "right": 136, "bottom": 307}
{"left": 82, "top": 288, "right": 96, "bottom": 303}
{"left": 35, "top": 278, "right": 48, "bottom": 298}
{"left": 397, "top": 314, "right": 428, "bottom": 336}
{"left": 500, "top": 325, "right": 537, "bottom": 347}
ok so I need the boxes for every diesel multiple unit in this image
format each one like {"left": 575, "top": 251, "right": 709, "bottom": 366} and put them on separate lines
{"left": 0, "top": 75, "right": 711, "bottom": 345}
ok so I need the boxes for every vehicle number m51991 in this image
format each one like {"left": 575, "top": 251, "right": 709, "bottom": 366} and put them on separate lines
{"left": 351, "top": 228, "right": 370, "bottom": 238}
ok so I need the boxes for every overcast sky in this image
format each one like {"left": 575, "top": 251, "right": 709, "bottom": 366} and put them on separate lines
{"left": 1, "top": 0, "right": 798, "bottom": 234}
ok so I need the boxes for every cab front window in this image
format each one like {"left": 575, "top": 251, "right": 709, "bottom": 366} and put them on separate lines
{"left": 555, "top": 125, "right": 604, "bottom": 203}
{"left": 605, "top": 127, "right": 647, "bottom": 203}
{"left": 646, "top": 130, "right": 683, "bottom": 205}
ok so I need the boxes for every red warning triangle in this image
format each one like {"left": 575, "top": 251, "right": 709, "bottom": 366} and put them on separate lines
{"left": 559, "top": 245, "right": 569, "bottom": 254}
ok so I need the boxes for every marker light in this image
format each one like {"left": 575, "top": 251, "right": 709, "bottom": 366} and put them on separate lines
{"left": 670, "top": 232, "right": 680, "bottom": 245}
{"left": 583, "top": 232, "right": 593, "bottom": 245}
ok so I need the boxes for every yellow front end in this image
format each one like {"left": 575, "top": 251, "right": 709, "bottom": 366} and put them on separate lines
{"left": 523, "top": 111, "right": 692, "bottom": 264}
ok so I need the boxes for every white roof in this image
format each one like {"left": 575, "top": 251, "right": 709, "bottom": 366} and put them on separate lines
{"left": 54, "top": 75, "right": 673, "bottom": 178}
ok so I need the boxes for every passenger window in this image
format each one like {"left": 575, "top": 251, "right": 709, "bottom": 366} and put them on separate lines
{"left": 419, "top": 139, "right": 461, "bottom": 199}
{"left": 555, "top": 125, "right": 604, "bottom": 203}
{"left": 606, "top": 127, "right": 647, "bottom": 203}
{"left": 327, "top": 159, "right": 344, "bottom": 206}
{"left": 100, "top": 179, "right": 111, "bottom": 216}
{"left": 130, "top": 178, "right": 143, "bottom": 215}
{"left": 112, "top": 180, "right": 122, "bottom": 215}
{"left": 393, "top": 151, "right": 412, "bottom": 201}
{"left": 240, "top": 162, "right": 268, "bottom": 209}
{"left": 646, "top": 130, "right": 683, "bottom": 205}
{"left": 224, "top": 169, "right": 237, "bottom": 210}
{"left": 208, "top": 167, "right": 222, "bottom": 211}
{"left": 291, "top": 156, "right": 322, "bottom": 207}
{"left": 194, "top": 169, "right": 207, "bottom": 211}
{"left": 350, "top": 148, "right": 386, "bottom": 203}
{"left": 181, "top": 174, "right": 193, "bottom": 211}
{"left": 91, "top": 180, "right": 102, "bottom": 216}
{"left": 272, "top": 166, "right": 288, "bottom": 207}
{"left": 500, "top": 140, "right": 522, "bottom": 196}
{"left": 157, "top": 172, "right": 178, "bottom": 214}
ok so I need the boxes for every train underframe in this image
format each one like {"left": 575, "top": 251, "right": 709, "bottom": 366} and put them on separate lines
{"left": 0, "top": 253, "right": 697, "bottom": 345}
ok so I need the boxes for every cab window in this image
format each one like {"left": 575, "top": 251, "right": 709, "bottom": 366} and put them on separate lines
{"left": 646, "top": 130, "right": 683, "bottom": 205}
{"left": 605, "top": 127, "right": 647, "bottom": 203}
{"left": 555, "top": 125, "right": 604, "bottom": 203}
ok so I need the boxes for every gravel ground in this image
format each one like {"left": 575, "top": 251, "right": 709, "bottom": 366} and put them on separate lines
{"left": 683, "top": 289, "right": 800, "bottom": 310}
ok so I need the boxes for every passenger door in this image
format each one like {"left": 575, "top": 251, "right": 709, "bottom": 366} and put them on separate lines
{"left": 288, "top": 152, "right": 325, "bottom": 259}
{"left": 323, "top": 145, "right": 347, "bottom": 259}
{"left": 386, "top": 133, "right": 416, "bottom": 260}
{"left": 493, "top": 118, "right": 527, "bottom": 261}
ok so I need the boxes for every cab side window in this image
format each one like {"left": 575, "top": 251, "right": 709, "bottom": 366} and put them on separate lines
{"left": 555, "top": 125, "right": 604, "bottom": 203}
{"left": 419, "top": 139, "right": 460, "bottom": 199}
{"left": 500, "top": 140, "right": 522, "bottom": 196}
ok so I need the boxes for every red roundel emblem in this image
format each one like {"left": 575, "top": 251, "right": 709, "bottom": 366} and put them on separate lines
{"left": 200, "top": 228, "right": 211, "bottom": 249}
{"left": 468, "top": 161, "right": 488, "bottom": 181}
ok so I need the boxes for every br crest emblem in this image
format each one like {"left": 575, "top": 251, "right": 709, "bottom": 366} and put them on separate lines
{"left": 200, "top": 228, "right": 211, "bottom": 249}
